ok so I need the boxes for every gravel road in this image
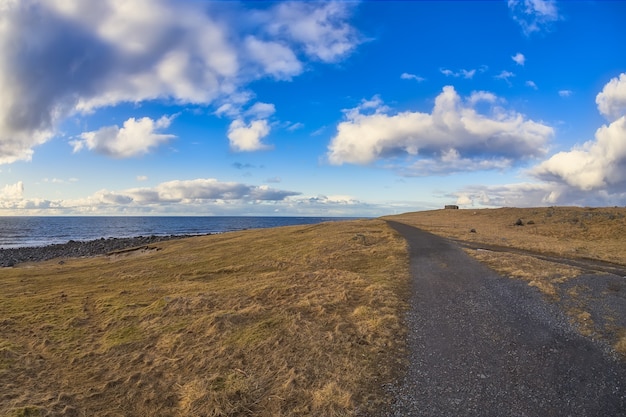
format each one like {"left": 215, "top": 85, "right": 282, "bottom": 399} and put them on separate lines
{"left": 385, "top": 221, "right": 626, "bottom": 417}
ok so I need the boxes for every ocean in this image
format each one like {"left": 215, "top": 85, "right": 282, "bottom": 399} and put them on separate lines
{"left": 0, "top": 216, "right": 358, "bottom": 249}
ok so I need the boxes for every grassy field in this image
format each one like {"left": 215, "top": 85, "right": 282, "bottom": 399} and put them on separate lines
{"left": 0, "top": 219, "right": 408, "bottom": 417}
{"left": 384, "top": 206, "right": 626, "bottom": 357}
{"left": 384, "top": 206, "right": 626, "bottom": 264}
{"left": 3, "top": 207, "right": 625, "bottom": 416}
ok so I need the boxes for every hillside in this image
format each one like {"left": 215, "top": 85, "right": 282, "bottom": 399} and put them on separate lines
{"left": 1, "top": 220, "right": 408, "bottom": 417}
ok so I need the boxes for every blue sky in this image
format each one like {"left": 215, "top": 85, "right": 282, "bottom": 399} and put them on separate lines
{"left": 1, "top": 0, "right": 625, "bottom": 216}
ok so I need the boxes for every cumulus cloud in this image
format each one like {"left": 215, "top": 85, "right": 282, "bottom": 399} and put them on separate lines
{"left": 227, "top": 119, "right": 272, "bottom": 152}
{"left": 244, "top": 36, "right": 302, "bottom": 80}
{"left": 71, "top": 116, "right": 175, "bottom": 157}
{"left": 530, "top": 75, "right": 626, "bottom": 194}
{"left": 1, "top": 181, "right": 24, "bottom": 200}
{"left": 512, "top": 52, "right": 525, "bottom": 66}
{"left": 532, "top": 116, "right": 626, "bottom": 192}
{"left": 0, "top": 181, "right": 59, "bottom": 211}
{"left": 264, "top": 1, "right": 360, "bottom": 63}
{"left": 327, "top": 86, "right": 553, "bottom": 173}
{"left": 596, "top": 73, "right": 626, "bottom": 121}
{"left": 508, "top": 0, "right": 560, "bottom": 36}
{"left": 454, "top": 74, "right": 626, "bottom": 208}
{"left": 558, "top": 90, "right": 573, "bottom": 98}
{"left": 0, "top": 0, "right": 360, "bottom": 164}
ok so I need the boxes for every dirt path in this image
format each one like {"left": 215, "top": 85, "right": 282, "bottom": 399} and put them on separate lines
{"left": 385, "top": 221, "right": 626, "bottom": 417}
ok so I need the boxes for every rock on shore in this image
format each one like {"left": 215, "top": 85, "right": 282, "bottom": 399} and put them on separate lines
{"left": 0, "top": 235, "right": 199, "bottom": 267}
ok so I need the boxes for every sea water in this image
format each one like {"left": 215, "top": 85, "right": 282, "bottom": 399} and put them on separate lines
{"left": 0, "top": 216, "right": 358, "bottom": 249}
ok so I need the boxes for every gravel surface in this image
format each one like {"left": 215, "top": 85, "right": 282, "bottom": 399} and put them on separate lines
{"left": 0, "top": 234, "right": 202, "bottom": 267}
{"left": 385, "top": 221, "right": 626, "bottom": 417}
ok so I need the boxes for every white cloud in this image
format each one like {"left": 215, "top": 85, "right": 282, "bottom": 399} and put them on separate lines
{"left": 512, "top": 52, "right": 525, "bottom": 66}
{"left": 532, "top": 75, "right": 626, "bottom": 194}
{"left": 455, "top": 194, "right": 473, "bottom": 206}
{"left": 440, "top": 68, "right": 454, "bottom": 77}
{"left": 401, "top": 73, "right": 425, "bottom": 82}
{"left": 214, "top": 91, "right": 256, "bottom": 118}
{"left": 453, "top": 182, "right": 564, "bottom": 208}
{"left": 4, "top": 178, "right": 300, "bottom": 212}
{"left": 526, "top": 80, "right": 538, "bottom": 90}
{"left": 227, "top": 119, "right": 272, "bottom": 152}
{"left": 596, "top": 73, "right": 626, "bottom": 121}
{"left": 327, "top": 86, "right": 553, "bottom": 171}
{"left": 71, "top": 115, "right": 175, "bottom": 158}
{"left": 286, "top": 122, "right": 304, "bottom": 131}
{"left": 43, "top": 178, "right": 66, "bottom": 184}
{"left": 467, "top": 91, "right": 498, "bottom": 106}
{"left": 137, "top": 175, "right": 148, "bottom": 181}
{"left": 244, "top": 36, "right": 302, "bottom": 80}
{"left": 455, "top": 180, "right": 626, "bottom": 208}
{"left": 495, "top": 70, "right": 515, "bottom": 83}
{"left": 532, "top": 116, "right": 626, "bottom": 192}
{"left": 1, "top": 181, "right": 24, "bottom": 200}
{"left": 0, "top": 0, "right": 360, "bottom": 164}
{"left": 455, "top": 75, "right": 626, "bottom": 208}
{"left": 558, "top": 90, "right": 573, "bottom": 98}
{"left": 245, "top": 102, "right": 276, "bottom": 119}
{"left": 461, "top": 69, "right": 476, "bottom": 79}
{"left": 265, "top": 1, "right": 360, "bottom": 63}
{"left": 125, "top": 179, "right": 299, "bottom": 203}
{"left": 0, "top": 176, "right": 403, "bottom": 216}
{"left": 440, "top": 68, "right": 476, "bottom": 79}
{"left": 508, "top": 0, "right": 560, "bottom": 36}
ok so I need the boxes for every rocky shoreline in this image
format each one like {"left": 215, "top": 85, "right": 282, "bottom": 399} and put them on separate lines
{"left": 0, "top": 234, "right": 205, "bottom": 267}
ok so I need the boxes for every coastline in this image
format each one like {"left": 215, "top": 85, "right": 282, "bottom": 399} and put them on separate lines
{"left": 0, "top": 234, "right": 206, "bottom": 267}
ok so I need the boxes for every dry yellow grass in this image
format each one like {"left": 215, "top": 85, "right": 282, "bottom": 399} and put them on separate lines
{"left": 466, "top": 250, "right": 582, "bottom": 300}
{"left": 0, "top": 219, "right": 409, "bottom": 416}
{"left": 385, "top": 206, "right": 626, "bottom": 357}
{"left": 385, "top": 206, "right": 626, "bottom": 264}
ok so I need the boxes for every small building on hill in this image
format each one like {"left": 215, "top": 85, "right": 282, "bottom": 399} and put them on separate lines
{"left": 444, "top": 205, "right": 459, "bottom": 210}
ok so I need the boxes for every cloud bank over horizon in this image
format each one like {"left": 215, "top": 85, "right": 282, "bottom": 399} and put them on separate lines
{"left": 0, "top": 177, "right": 391, "bottom": 216}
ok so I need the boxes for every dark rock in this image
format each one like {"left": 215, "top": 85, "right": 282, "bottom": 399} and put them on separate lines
{"left": 470, "top": 229, "right": 477, "bottom": 233}
{"left": 0, "top": 234, "right": 207, "bottom": 267}
{"left": 515, "top": 218, "right": 524, "bottom": 226}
